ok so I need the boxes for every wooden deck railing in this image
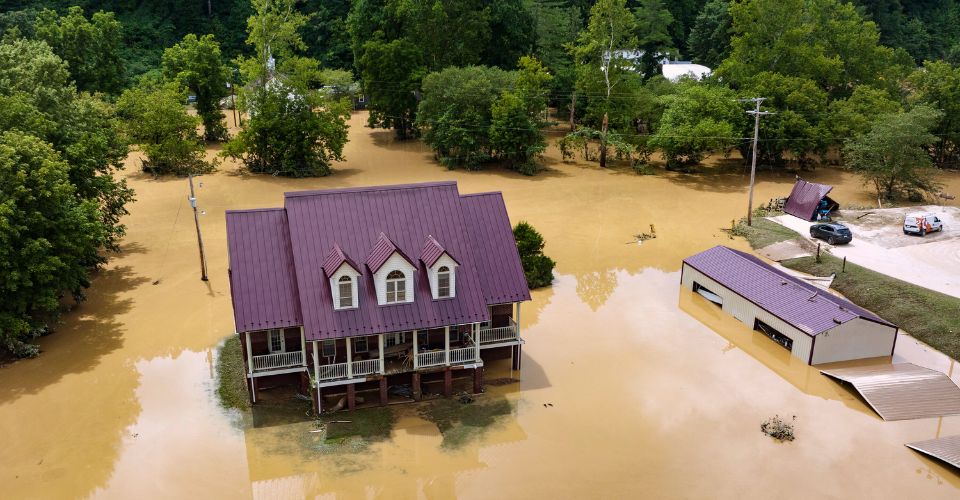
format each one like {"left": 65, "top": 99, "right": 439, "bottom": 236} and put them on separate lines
{"left": 417, "top": 350, "right": 446, "bottom": 368}
{"left": 479, "top": 320, "right": 518, "bottom": 344}
{"left": 351, "top": 359, "right": 381, "bottom": 377}
{"left": 449, "top": 347, "right": 476, "bottom": 364}
{"left": 252, "top": 351, "right": 304, "bottom": 371}
{"left": 317, "top": 362, "right": 348, "bottom": 381}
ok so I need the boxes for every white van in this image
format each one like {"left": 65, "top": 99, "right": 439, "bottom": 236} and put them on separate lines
{"left": 903, "top": 213, "right": 944, "bottom": 236}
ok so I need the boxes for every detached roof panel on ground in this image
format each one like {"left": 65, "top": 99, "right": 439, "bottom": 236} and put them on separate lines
{"left": 821, "top": 363, "right": 960, "bottom": 421}
{"left": 906, "top": 435, "right": 960, "bottom": 470}
{"left": 784, "top": 178, "right": 837, "bottom": 221}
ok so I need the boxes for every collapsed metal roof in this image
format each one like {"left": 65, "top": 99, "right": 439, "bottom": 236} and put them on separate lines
{"left": 784, "top": 178, "right": 835, "bottom": 221}
{"left": 905, "top": 435, "right": 960, "bottom": 470}
{"left": 821, "top": 364, "right": 960, "bottom": 421}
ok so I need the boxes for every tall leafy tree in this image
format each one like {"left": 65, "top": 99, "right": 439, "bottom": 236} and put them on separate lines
{"left": 33, "top": 6, "right": 125, "bottom": 94}
{"left": 162, "top": 34, "right": 231, "bottom": 141}
{"left": 649, "top": 81, "right": 744, "bottom": 168}
{"left": 357, "top": 38, "right": 425, "bottom": 140}
{"left": 632, "top": 0, "right": 678, "bottom": 78}
{"left": 843, "top": 105, "right": 943, "bottom": 201}
{"left": 490, "top": 56, "right": 554, "bottom": 174}
{"left": 687, "top": 0, "right": 731, "bottom": 68}
{"left": 908, "top": 60, "right": 960, "bottom": 169}
{"left": 0, "top": 131, "right": 106, "bottom": 357}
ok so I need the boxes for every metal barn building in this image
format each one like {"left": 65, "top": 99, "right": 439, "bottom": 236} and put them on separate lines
{"left": 681, "top": 246, "right": 898, "bottom": 365}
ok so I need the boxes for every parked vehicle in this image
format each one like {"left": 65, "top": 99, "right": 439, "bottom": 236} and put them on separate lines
{"left": 810, "top": 223, "right": 853, "bottom": 245}
{"left": 903, "top": 213, "right": 944, "bottom": 236}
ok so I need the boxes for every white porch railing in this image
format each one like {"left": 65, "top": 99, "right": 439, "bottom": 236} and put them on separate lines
{"left": 352, "top": 359, "right": 381, "bottom": 377}
{"left": 252, "top": 351, "right": 304, "bottom": 371}
{"left": 449, "top": 347, "right": 476, "bottom": 364}
{"left": 317, "top": 362, "right": 348, "bottom": 381}
{"left": 417, "top": 350, "right": 446, "bottom": 368}
{"left": 479, "top": 320, "right": 518, "bottom": 344}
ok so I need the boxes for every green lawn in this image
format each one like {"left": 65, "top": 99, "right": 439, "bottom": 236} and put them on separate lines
{"left": 732, "top": 217, "right": 800, "bottom": 249}
{"left": 215, "top": 335, "right": 251, "bottom": 410}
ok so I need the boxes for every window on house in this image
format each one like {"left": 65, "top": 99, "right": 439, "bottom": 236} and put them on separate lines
{"left": 338, "top": 275, "right": 353, "bottom": 308}
{"left": 385, "top": 333, "right": 406, "bottom": 347}
{"left": 386, "top": 270, "right": 406, "bottom": 303}
{"left": 321, "top": 339, "right": 336, "bottom": 357}
{"left": 437, "top": 266, "right": 451, "bottom": 298}
{"left": 268, "top": 329, "right": 284, "bottom": 353}
{"left": 354, "top": 336, "right": 368, "bottom": 353}
{"left": 417, "top": 331, "right": 428, "bottom": 348}
{"left": 450, "top": 328, "right": 460, "bottom": 342}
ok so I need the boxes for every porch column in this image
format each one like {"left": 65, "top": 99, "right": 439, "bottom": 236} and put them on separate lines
{"left": 413, "top": 329, "right": 419, "bottom": 370}
{"left": 444, "top": 326, "right": 450, "bottom": 365}
{"left": 346, "top": 337, "right": 353, "bottom": 379}
{"left": 474, "top": 323, "right": 480, "bottom": 361}
{"left": 313, "top": 341, "right": 321, "bottom": 413}
{"left": 300, "top": 328, "right": 306, "bottom": 365}
{"left": 245, "top": 331, "right": 253, "bottom": 375}
{"left": 378, "top": 333, "right": 385, "bottom": 374}
{"left": 516, "top": 302, "right": 522, "bottom": 339}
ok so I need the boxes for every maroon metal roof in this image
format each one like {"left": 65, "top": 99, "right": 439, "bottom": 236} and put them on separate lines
{"left": 461, "top": 193, "right": 532, "bottom": 305}
{"left": 683, "top": 246, "right": 894, "bottom": 335}
{"left": 225, "top": 209, "right": 302, "bottom": 332}
{"left": 420, "top": 235, "right": 457, "bottom": 267}
{"left": 321, "top": 244, "right": 358, "bottom": 277}
{"left": 366, "top": 232, "right": 408, "bottom": 273}
{"left": 784, "top": 178, "right": 834, "bottom": 221}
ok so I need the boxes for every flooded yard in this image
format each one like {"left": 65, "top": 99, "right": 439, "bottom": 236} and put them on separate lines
{"left": 2, "top": 111, "right": 960, "bottom": 498}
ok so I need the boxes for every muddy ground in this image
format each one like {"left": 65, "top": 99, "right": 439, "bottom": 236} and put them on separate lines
{"left": 1, "top": 112, "right": 959, "bottom": 499}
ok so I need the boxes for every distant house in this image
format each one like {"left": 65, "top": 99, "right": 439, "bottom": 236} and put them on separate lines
{"left": 660, "top": 61, "right": 712, "bottom": 82}
{"left": 226, "top": 182, "right": 530, "bottom": 412}
{"left": 681, "top": 246, "right": 898, "bottom": 364}
{"left": 784, "top": 178, "right": 838, "bottom": 221}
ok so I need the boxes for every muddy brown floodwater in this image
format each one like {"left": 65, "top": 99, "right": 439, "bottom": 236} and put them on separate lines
{"left": 2, "top": 111, "right": 960, "bottom": 499}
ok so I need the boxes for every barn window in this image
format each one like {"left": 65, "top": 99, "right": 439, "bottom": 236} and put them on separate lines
{"left": 693, "top": 282, "right": 723, "bottom": 307}
{"left": 386, "top": 270, "right": 406, "bottom": 303}
{"left": 437, "top": 266, "right": 452, "bottom": 298}
{"left": 338, "top": 275, "right": 354, "bottom": 308}
{"left": 755, "top": 320, "right": 793, "bottom": 351}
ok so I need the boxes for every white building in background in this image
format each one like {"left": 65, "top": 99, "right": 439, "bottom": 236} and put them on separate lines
{"left": 661, "top": 61, "right": 712, "bottom": 82}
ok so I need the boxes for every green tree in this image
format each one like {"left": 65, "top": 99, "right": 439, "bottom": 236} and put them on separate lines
{"left": 650, "top": 82, "right": 743, "bottom": 168}
{"left": 162, "top": 34, "right": 231, "bottom": 141}
{"left": 490, "top": 56, "right": 554, "bottom": 174}
{"left": 0, "top": 37, "right": 132, "bottom": 253}
{"left": 0, "top": 131, "right": 106, "bottom": 357}
{"left": 827, "top": 85, "right": 902, "bottom": 140}
{"left": 569, "top": 0, "right": 641, "bottom": 167}
{"left": 238, "top": 0, "right": 310, "bottom": 85}
{"left": 357, "top": 38, "right": 425, "bottom": 139}
{"left": 513, "top": 221, "right": 555, "bottom": 289}
{"left": 843, "top": 105, "right": 943, "bottom": 201}
{"left": 632, "top": 0, "right": 677, "bottom": 78}
{"left": 908, "top": 60, "right": 960, "bottom": 168}
{"left": 117, "top": 81, "right": 213, "bottom": 176}
{"left": 417, "top": 66, "right": 515, "bottom": 169}
{"left": 34, "top": 6, "right": 125, "bottom": 94}
{"left": 687, "top": 0, "right": 731, "bottom": 68}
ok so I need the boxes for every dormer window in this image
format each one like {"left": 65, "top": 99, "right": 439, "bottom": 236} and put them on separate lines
{"left": 338, "top": 276, "right": 354, "bottom": 308}
{"left": 437, "top": 266, "right": 451, "bottom": 298}
{"left": 386, "top": 270, "right": 406, "bottom": 303}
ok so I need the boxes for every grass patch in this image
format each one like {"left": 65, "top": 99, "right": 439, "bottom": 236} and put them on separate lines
{"left": 215, "top": 335, "right": 250, "bottom": 410}
{"left": 782, "top": 254, "right": 960, "bottom": 360}
{"left": 418, "top": 396, "right": 513, "bottom": 449}
{"left": 730, "top": 217, "right": 800, "bottom": 249}
{"left": 322, "top": 407, "right": 395, "bottom": 442}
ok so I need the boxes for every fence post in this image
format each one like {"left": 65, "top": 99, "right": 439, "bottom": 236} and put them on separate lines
{"left": 842, "top": 256, "right": 846, "bottom": 273}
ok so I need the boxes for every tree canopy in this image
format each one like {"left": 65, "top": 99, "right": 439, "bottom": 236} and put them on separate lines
{"left": 162, "top": 34, "right": 231, "bottom": 141}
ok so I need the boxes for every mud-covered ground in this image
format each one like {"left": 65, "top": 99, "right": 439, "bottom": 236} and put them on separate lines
{"left": 2, "top": 112, "right": 960, "bottom": 499}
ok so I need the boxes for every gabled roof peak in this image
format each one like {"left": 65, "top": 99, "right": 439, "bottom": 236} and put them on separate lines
{"left": 366, "top": 232, "right": 412, "bottom": 273}
{"left": 420, "top": 234, "right": 459, "bottom": 267}
{"left": 321, "top": 244, "right": 359, "bottom": 277}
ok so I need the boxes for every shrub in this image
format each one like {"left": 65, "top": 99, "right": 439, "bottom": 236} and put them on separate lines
{"left": 513, "top": 221, "right": 555, "bottom": 288}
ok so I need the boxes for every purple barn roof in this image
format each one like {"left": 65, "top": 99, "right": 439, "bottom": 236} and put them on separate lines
{"left": 683, "top": 246, "right": 894, "bottom": 336}
{"left": 420, "top": 235, "right": 456, "bottom": 267}
{"left": 784, "top": 178, "right": 835, "bottom": 221}
{"left": 226, "top": 182, "right": 531, "bottom": 339}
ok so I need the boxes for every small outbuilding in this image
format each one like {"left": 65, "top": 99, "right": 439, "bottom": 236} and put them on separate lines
{"left": 681, "top": 246, "right": 898, "bottom": 364}
{"left": 784, "top": 178, "right": 838, "bottom": 221}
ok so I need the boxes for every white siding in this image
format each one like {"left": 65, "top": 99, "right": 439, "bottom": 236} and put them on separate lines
{"left": 373, "top": 252, "right": 416, "bottom": 305}
{"left": 428, "top": 253, "right": 458, "bottom": 299}
{"left": 811, "top": 318, "right": 897, "bottom": 364}
{"left": 682, "top": 263, "right": 814, "bottom": 363}
{"left": 329, "top": 263, "right": 360, "bottom": 310}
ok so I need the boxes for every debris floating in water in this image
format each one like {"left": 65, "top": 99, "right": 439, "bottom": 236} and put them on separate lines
{"left": 761, "top": 415, "right": 796, "bottom": 442}
{"left": 634, "top": 224, "right": 657, "bottom": 244}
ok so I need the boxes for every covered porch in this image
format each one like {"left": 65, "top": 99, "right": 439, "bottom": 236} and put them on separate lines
{"left": 478, "top": 302, "right": 522, "bottom": 348}
{"left": 242, "top": 326, "right": 308, "bottom": 376}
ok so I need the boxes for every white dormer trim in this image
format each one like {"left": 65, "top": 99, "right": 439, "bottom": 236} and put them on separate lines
{"left": 373, "top": 252, "right": 416, "bottom": 305}
{"left": 428, "top": 253, "right": 458, "bottom": 299}
{"left": 330, "top": 263, "right": 360, "bottom": 310}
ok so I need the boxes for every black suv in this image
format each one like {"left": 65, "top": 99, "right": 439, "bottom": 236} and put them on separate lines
{"left": 810, "top": 223, "right": 853, "bottom": 245}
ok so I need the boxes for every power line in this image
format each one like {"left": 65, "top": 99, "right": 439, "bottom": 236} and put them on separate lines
{"left": 742, "top": 97, "right": 774, "bottom": 226}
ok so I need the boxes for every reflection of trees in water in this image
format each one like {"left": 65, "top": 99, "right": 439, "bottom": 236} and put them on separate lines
{"left": 522, "top": 279, "right": 555, "bottom": 329}
{"left": 575, "top": 269, "right": 618, "bottom": 312}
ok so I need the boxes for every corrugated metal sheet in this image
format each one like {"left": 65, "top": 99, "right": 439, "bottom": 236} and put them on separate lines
{"left": 225, "top": 209, "right": 302, "bottom": 332}
{"left": 905, "top": 435, "right": 960, "bottom": 470}
{"left": 460, "top": 193, "right": 532, "bottom": 305}
{"left": 365, "top": 233, "right": 407, "bottom": 273}
{"left": 320, "top": 244, "right": 358, "bottom": 277}
{"left": 821, "top": 364, "right": 960, "bottom": 421}
{"left": 784, "top": 178, "right": 833, "bottom": 221}
{"left": 683, "top": 246, "right": 894, "bottom": 336}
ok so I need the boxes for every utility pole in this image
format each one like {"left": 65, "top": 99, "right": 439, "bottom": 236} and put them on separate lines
{"left": 742, "top": 98, "right": 774, "bottom": 226}
{"left": 188, "top": 175, "right": 209, "bottom": 281}
{"left": 228, "top": 82, "right": 237, "bottom": 129}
